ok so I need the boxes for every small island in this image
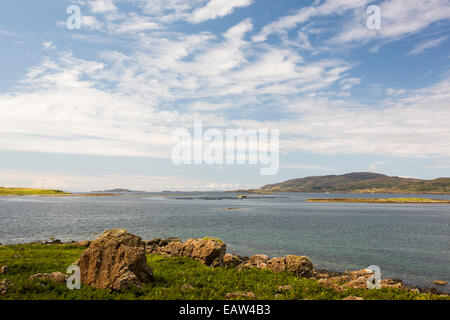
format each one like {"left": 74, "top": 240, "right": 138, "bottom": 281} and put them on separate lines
{"left": 307, "top": 198, "right": 450, "bottom": 204}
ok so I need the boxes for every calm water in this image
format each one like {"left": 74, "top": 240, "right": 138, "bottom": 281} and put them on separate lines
{"left": 0, "top": 192, "right": 449, "bottom": 291}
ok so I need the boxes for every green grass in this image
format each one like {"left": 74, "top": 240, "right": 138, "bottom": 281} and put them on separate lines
{"left": 0, "top": 187, "right": 69, "bottom": 196}
{"left": 0, "top": 244, "right": 448, "bottom": 300}
{"left": 201, "top": 237, "right": 224, "bottom": 243}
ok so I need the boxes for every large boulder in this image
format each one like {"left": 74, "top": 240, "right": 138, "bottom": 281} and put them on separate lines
{"left": 145, "top": 237, "right": 226, "bottom": 267}
{"left": 240, "top": 254, "right": 314, "bottom": 278}
{"left": 77, "top": 229, "right": 153, "bottom": 291}
{"left": 180, "top": 238, "right": 226, "bottom": 267}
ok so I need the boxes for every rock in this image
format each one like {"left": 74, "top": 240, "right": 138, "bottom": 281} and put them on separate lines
{"left": 314, "top": 273, "right": 330, "bottom": 279}
{"left": 0, "top": 279, "right": 12, "bottom": 294}
{"left": 144, "top": 237, "right": 226, "bottom": 267}
{"left": 0, "top": 266, "right": 8, "bottom": 274}
{"left": 433, "top": 280, "right": 448, "bottom": 286}
{"left": 381, "top": 279, "right": 403, "bottom": 289}
{"left": 342, "top": 276, "right": 368, "bottom": 289}
{"left": 318, "top": 279, "right": 344, "bottom": 292}
{"left": 223, "top": 254, "right": 242, "bottom": 268}
{"left": 320, "top": 268, "right": 405, "bottom": 291}
{"left": 144, "top": 238, "right": 161, "bottom": 253}
{"left": 76, "top": 240, "right": 91, "bottom": 248}
{"left": 181, "top": 284, "right": 194, "bottom": 291}
{"left": 145, "top": 238, "right": 182, "bottom": 254}
{"left": 225, "top": 291, "right": 257, "bottom": 300}
{"left": 160, "top": 237, "right": 182, "bottom": 246}
{"left": 179, "top": 238, "right": 226, "bottom": 267}
{"left": 343, "top": 296, "right": 364, "bottom": 300}
{"left": 276, "top": 285, "right": 294, "bottom": 293}
{"left": 410, "top": 288, "right": 420, "bottom": 293}
{"left": 245, "top": 254, "right": 270, "bottom": 269}
{"left": 268, "top": 257, "right": 286, "bottom": 273}
{"left": 29, "top": 272, "right": 68, "bottom": 283}
{"left": 238, "top": 254, "right": 314, "bottom": 278}
{"left": 77, "top": 229, "right": 153, "bottom": 291}
{"left": 285, "top": 255, "right": 314, "bottom": 278}
{"left": 160, "top": 240, "right": 183, "bottom": 256}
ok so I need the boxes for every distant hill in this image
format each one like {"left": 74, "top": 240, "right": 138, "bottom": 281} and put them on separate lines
{"left": 92, "top": 188, "right": 144, "bottom": 193}
{"left": 257, "top": 172, "right": 450, "bottom": 194}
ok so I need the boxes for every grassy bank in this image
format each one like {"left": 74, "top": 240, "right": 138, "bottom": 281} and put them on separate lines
{"left": 0, "top": 244, "right": 448, "bottom": 300}
{"left": 0, "top": 187, "right": 69, "bottom": 196}
{"left": 307, "top": 198, "right": 450, "bottom": 204}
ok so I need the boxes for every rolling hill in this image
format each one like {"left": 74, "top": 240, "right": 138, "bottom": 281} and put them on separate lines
{"left": 257, "top": 172, "right": 450, "bottom": 194}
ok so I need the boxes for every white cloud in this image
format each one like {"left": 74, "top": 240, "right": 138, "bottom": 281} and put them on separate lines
{"left": 253, "top": 0, "right": 371, "bottom": 42}
{"left": 408, "top": 36, "right": 447, "bottom": 55}
{"left": 114, "top": 13, "right": 160, "bottom": 33}
{"left": 332, "top": 0, "right": 450, "bottom": 44}
{"left": 88, "top": 0, "right": 118, "bottom": 13}
{"left": 42, "top": 41, "right": 56, "bottom": 50}
{"left": 189, "top": 0, "right": 253, "bottom": 24}
{"left": 369, "top": 161, "right": 387, "bottom": 171}
{"left": 0, "top": 169, "right": 207, "bottom": 192}
{"left": 81, "top": 15, "right": 103, "bottom": 30}
{"left": 0, "top": 27, "right": 16, "bottom": 36}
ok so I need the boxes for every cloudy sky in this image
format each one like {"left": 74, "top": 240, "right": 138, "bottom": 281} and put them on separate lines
{"left": 0, "top": 0, "right": 449, "bottom": 191}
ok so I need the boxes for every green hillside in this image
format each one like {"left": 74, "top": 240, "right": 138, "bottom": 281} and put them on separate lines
{"left": 258, "top": 172, "right": 450, "bottom": 194}
{"left": 0, "top": 187, "right": 68, "bottom": 196}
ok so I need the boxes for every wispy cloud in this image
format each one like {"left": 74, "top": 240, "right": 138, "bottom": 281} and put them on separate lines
{"left": 189, "top": 0, "right": 253, "bottom": 24}
{"left": 332, "top": 0, "right": 450, "bottom": 45}
{"left": 408, "top": 36, "right": 447, "bottom": 55}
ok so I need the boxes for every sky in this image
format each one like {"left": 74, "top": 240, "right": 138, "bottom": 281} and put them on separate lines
{"left": 0, "top": 0, "right": 450, "bottom": 191}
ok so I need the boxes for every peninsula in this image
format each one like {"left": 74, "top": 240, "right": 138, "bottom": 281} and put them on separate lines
{"left": 252, "top": 172, "right": 450, "bottom": 194}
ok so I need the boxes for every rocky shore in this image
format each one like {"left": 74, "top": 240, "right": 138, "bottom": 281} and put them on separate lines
{"left": 1, "top": 230, "right": 448, "bottom": 297}
{"left": 141, "top": 236, "right": 447, "bottom": 296}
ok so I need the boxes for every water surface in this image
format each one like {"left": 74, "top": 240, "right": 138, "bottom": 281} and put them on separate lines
{"left": 0, "top": 192, "right": 449, "bottom": 291}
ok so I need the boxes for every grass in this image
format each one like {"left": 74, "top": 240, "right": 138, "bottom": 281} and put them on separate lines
{"left": 201, "top": 237, "right": 224, "bottom": 243}
{"left": 307, "top": 198, "right": 450, "bottom": 204}
{"left": 0, "top": 244, "right": 448, "bottom": 300}
{"left": 0, "top": 187, "right": 69, "bottom": 196}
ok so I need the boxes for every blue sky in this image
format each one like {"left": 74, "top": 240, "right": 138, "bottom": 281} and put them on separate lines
{"left": 0, "top": 0, "right": 450, "bottom": 191}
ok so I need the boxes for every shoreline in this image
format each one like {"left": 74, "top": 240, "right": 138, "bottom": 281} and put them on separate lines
{"left": 1, "top": 237, "right": 448, "bottom": 296}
